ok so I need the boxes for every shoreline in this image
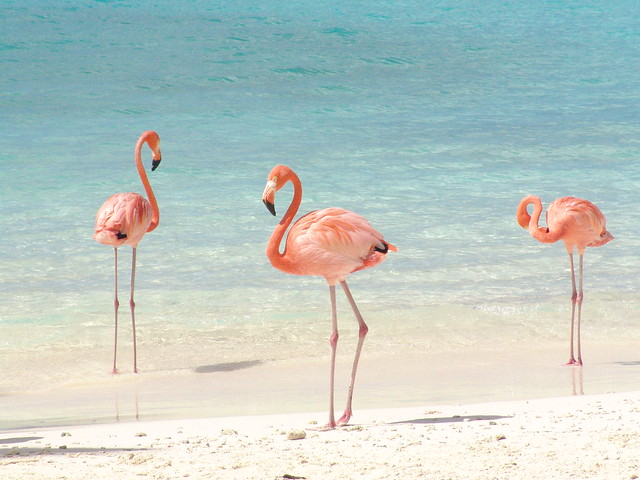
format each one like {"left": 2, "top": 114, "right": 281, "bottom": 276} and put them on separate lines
{"left": 2, "top": 390, "right": 639, "bottom": 479}
{"left": 2, "top": 341, "right": 639, "bottom": 431}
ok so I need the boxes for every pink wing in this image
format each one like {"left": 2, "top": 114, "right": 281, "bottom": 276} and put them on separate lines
{"left": 94, "top": 192, "right": 153, "bottom": 248}
{"left": 286, "top": 208, "right": 395, "bottom": 283}
{"left": 547, "top": 197, "right": 613, "bottom": 252}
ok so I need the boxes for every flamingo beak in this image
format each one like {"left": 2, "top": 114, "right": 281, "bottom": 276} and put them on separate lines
{"left": 262, "top": 177, "right": 277, "bottom": 216}
{"left": 152, "top": 158, "right": 161, "bottom": 171}
{"left": 263, "top": 199, "right": 276, "bottom": 216}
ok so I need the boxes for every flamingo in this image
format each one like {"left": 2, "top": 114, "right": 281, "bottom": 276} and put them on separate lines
{"left": 262, "top": 164, "right": 397, "bottom": 428}
{"left": 94, "top": 131, "right": 162, "bottom": 374}
{"left": 516, "top": 195, "right": 613, "bottom": 366}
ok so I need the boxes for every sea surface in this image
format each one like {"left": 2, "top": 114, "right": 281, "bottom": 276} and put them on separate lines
{"left": 1, "top": 0, "right": 639, "bottom": 428}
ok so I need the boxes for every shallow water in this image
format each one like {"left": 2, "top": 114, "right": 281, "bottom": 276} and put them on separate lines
{"left": 1, "top": 0, "right": 639, "bottom": 428}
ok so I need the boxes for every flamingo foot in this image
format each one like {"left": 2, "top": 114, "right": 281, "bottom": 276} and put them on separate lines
{"left": 564, "top": 358, "right": 583, "bottom": 367}
{"left": 111, "top": 368, "right": 120, "bottom": 375}
{"left": 337, "top": 409, "right": 352, "bottom": 427}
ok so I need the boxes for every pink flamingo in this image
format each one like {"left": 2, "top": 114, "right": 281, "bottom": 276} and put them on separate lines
{"left": 262, "top": 164, "right": 397, "bottom": 428}
{"left": 517, "top": 195, "right": 613, "bottom": 366}
{"left": 94, "top": 131, "right": 162, "bottom": 374}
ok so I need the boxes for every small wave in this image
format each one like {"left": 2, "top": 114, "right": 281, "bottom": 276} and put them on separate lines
{"left": 208, "top": 76, "right": 242, "bottom": 83}
{"left": 320, "top": 27, "right": 359, "bottom": 37}
{"left": 380, "top": 56, "right": 416, "bottom": 65}
{"left": 114, "top": 107, "right": 150, "bottom": 115}
{"left": 272, "top": 66, "right": 334, "bottom": 76}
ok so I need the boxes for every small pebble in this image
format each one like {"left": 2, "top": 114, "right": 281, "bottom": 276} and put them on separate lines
{"left": 287, "top": 430, "right": 306, "bottom": 441}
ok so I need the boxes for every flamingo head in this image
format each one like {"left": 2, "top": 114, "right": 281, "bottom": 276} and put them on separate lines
{"left": 142, "top": 131, "right": 162, "bottom": 171}
{"left": 262, "top": 176, "right": 278, "bottom": 216}
{"left": 262, "top": 165, "right": 298, "bottom": 217}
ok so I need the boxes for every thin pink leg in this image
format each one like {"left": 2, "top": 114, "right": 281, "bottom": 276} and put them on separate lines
{"left": 337, "top": 280, "right": 368, "bottom": 426}
{"left": 112, "top": 247, "right": 120, "bottom": 374}
{"left": 575, "top": 254, "right": 584, "bottom": 366}
{"left": 565, "top": 253, "right": 579, "bottom": 366}
{"left": 130, "top": 247, "right": 138, "bottom": 374}
{"left": 326, "top": 284, "right": 338, "bottom": 429}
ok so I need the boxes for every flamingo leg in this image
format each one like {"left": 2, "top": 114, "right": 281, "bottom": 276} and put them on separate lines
{"left": 112, "top": 247, "right": 120, "bottom": 374}
{"left": 130, "top": 247, "right": 139, "bottom": 374}
{"left": 575, "top": 254, "right": 584, "bottom": 366}
{"left": 337, "top": 280, "right": 369, "bottom": 426}
{"left": 327, "top": 284, "right": 339, "bottom": 429}
{"left": 566, "top": 253, "right": 582, "bottom": 366}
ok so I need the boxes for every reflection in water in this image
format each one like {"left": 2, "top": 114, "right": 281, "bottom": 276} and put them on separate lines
{"left": 571, "top": 366, "right": 584, "bottom": 396}
{"left": 106, "top": 360, "right": 263, "bottom": 424}
{"left": 114, "top": 390, "right": 140, "bottom": 423}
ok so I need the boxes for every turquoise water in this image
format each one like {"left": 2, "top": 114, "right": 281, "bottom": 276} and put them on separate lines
{"left": 1, "top": 0, "right": 639, "bottom": 427}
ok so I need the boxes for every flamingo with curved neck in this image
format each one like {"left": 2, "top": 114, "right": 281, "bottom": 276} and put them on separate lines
{"left": 517, "top": 195, "right": 613, "bottom": 365}
{"left": 94, "top": 131, "right": 162, "bottom": 374}
{"left": 262, "top": 164, "right": 397, "bottom": 429}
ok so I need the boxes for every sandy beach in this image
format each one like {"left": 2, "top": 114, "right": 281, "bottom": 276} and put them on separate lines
{"left": 1, "top": 317, "right": 639, "bottom": 480}
{"left": 2, "top": 390, "right": 639, "bottom": 480}
{"left": 3, "top": 2, "right": 640, "bottom": 479}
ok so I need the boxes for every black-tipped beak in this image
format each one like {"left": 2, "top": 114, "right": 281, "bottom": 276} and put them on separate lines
{"left": 263, "top": 199, "right": 276, "bottom": 216}
{"left": 151, "top": 158, "right": 161, "bottom": 171}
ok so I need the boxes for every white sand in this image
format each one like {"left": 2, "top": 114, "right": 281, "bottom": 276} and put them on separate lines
{"left": 2, "top": 390, "right": 639, "bottom": 480}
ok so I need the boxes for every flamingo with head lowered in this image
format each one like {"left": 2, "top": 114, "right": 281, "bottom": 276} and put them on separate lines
{"left": 262, "top": 164, "right": 397, "bottom": 429}
{"left": 94, "top": 131, "right": 162, "bottom": 374}
{"left": 517, "top": 195, "right": 613, "bottom": 366}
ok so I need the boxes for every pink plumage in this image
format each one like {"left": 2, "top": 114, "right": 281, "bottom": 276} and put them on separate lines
{"left": 544, "top": 197, "right": 614, "bottom": 252}
{"left": 94, "top": 131, "right": 162, "bottom": 374}
{"left": 278, "top": 206, "right": 395, "bottom": 283}
{"left": 517, "top": 195, "right": 613, "bottom": 366}
{"left": 262, "top": 164, "right": 396, "bottom": 429}
{"left": 94, "top": 193, "right": 154, "bottom": 248}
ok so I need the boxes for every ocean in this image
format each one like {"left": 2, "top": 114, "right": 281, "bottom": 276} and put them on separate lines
{"left": 1, "top": 0, "right": 639, "bottom": 428}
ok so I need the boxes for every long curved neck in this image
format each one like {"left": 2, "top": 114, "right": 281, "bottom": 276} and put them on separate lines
{"left": 518, "top": 195, "right": 560, "bottom": 244}
{"left": 135, "top": 134, "right": 159, "bottom": 232}
{"left": 266, "top": 170, "right": 302, "bottom": 274}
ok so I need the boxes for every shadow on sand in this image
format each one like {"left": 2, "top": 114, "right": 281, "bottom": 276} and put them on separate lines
{"left": 392, "top": 414, "right": 511, "bottom": 425}
{"left": 193, "top": 360, "right": 262, "bottom": 374}
{"left": 0, "top": 444, "right": 147, "bottom": 457}
{"left": 0, "top": 436, "right": 43, "bottom": 445}
{"left": 613, "top": 361, "right": 640, "bottom": 366}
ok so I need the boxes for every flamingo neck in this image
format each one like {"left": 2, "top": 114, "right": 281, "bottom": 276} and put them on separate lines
{"left": 519, "top": 195, "right": 560, "bottom": 244}
{"left": 266, "top": 170, "right": 302, "bottom": 274}
{"left": 135, "top": 134, "right": 159, "bottom": 232}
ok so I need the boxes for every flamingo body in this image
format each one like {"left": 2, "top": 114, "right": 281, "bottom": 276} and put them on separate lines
{"left": 517, "top": 195, "right": 613, "bottom": 365}
{"left": 277, "top": 207, "right": 395, "bottom": 284}
{"left": 545, "top": 197, "right": 613, "bottom": 251}
{"left": 94, "top": 131, "right": 162, "bottom": 374}
{"left": 262, "top": 164, "right": 396, "bottom": 428}
{"left": 94, "top": 193, "right": 153, "bottom": 248}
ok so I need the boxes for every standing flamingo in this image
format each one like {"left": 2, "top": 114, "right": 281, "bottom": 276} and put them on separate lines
{"left": 516, "top": 195, "right": 613, "bottom": 366}
{"left": 262, "top": 164, "right": 397, "bottom": 429}
{"left": 94, "top": 131, "right": 162, "bottom": 374}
